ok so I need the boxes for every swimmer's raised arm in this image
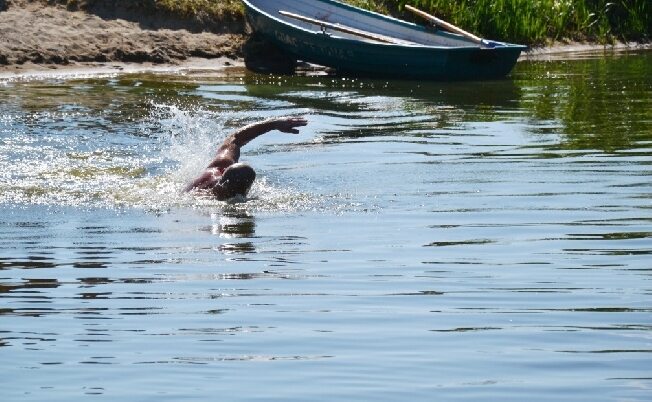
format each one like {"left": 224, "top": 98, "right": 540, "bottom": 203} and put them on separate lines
{"left": 227, "top": 116, "right": 308, "bottom": 148}
{"left": 207, "top": 116, "right": 308, "bottom": 170}
{"left": 185, "top": 116, "right": 308, "bottom": 196}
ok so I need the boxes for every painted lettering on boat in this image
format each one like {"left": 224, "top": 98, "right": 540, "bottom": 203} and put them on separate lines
{"left": 274, "top": 31, "right": 355, "bottom": 59}
{"left": 275, "top": 31, "right": 298, "bottom": 47}
{"left": 317, "top": 45, "right": 354, "bottom": 59}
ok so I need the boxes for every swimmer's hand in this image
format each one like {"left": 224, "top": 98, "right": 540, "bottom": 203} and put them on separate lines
{"left": 272, "top": 116, "right": 308, "bottom": 134}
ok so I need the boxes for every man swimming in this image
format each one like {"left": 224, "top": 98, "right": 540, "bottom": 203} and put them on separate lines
{"left": 184, "top": 116, "right": 308, "bottom": 200}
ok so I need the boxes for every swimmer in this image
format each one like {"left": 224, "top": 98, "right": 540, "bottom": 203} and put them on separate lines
{"left": 184, "top": 116, "right": 308, "bottom": 200}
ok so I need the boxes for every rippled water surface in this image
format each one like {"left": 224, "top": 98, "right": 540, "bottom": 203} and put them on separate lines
{"left": 1, "top": 52, "right": 651, "bottom": 401}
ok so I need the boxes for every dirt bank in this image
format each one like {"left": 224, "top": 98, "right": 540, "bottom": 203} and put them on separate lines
{"left": 0, "top": 0, "right": 246, "bottom": 73}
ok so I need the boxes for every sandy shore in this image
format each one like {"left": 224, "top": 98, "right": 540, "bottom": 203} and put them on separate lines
{"left": 521, "top": 41, "right": 651, "bottom": 61}
{"left": 0, "top": 0, "right": 246, "bottom": 77}
{"left": 1, "top": 1, "right": 649, "bottom": 80}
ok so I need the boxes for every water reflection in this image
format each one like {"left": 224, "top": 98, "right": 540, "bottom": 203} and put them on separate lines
{"left": 202, "top": 209, "right": 258, "bottom": 255}
{"left": 1, "top": 52, "right": 651, "bottom": 401}
{"left": 517, "top": 52, "right": 652, "bottom": 152}
{"left": 240, "top": 52, "right": 651, "bottom": 153}
{"left": 0, "top": 256, "right": 58, "bottom": 269}
{"left": 566, "top": 231, "right": 652, "bottom": 240}
{"left": 209, "top": 209, "right": 256, "bottom": 238}
{"left": 243, "top": 74, "right": 522, "bottom": 112}
{"left": 242, "top": 74, "right": 523, "bottom": 141}
{"left": 218, "top": 242, "right": 256, "bottom": 254}
{"left": 0, "top": 278, "right": 60, "bottom": 294}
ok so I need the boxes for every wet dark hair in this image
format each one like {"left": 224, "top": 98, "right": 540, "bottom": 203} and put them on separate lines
{"left": 213, "top": 163, "right": 256, "bottom": 200}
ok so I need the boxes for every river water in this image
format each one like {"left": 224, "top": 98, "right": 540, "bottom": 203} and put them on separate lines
{"left": 1, "top": 51, "right": 651, "bottom": 401}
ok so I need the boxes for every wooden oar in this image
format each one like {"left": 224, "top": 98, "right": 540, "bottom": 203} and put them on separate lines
{"left": 405, "top": 4, "right": 485, "bottom": 46}
{"left": 279, "top": 10, "right": 416, "bottom": 46}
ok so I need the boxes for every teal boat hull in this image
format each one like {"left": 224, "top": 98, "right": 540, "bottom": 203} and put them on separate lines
{"left": 243, "top": 0, "right": 526, "bottom": 80}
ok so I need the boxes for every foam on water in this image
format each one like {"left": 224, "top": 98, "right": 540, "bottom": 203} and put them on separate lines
{"left": 0, "top": 99, "right": 340, "bottom": 213}
{"left": 149, "top": 102, "right": 337, "bottom": 213}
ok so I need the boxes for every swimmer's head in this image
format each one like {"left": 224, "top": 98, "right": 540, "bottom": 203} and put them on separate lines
{"left": 212, "top": 163, "right": 256, "bottom": 200}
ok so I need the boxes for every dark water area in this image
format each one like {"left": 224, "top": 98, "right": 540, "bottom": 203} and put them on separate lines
{"left": 1, "top": 51, "right": 651, "bottom": 401}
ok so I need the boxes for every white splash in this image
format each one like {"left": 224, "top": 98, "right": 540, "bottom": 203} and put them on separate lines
{"left": 0, "top": 102, "right": 333, "bottom": 213}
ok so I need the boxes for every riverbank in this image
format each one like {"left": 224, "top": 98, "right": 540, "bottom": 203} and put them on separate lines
{"left": 0, "top": 0, "right": 649, "bottom": 79}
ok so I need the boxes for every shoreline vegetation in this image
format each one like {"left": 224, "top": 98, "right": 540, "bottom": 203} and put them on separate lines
{"left": 41, "top": 0, "right": 651, "bottom": 44}
{"left": 0, "top": 0, "right": 650, "bottom": 74}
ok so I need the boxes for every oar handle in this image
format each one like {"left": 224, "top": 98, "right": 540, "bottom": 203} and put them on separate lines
{"left": 405, "top": 5, "right": 484, "bottom": 45}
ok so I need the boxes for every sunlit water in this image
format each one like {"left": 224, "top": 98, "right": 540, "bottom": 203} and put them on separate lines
{"left": 1, "top": 51, "right": 651, "bottom": 401}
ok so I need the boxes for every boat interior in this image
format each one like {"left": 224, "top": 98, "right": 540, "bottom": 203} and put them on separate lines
{"left": 247, "top": 0, "right": 480, "bottom": 47}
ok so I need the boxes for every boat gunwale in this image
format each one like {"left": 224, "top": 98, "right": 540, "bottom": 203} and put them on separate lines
{"left": 242, "top": 0, "right": 527, "bottom": 51}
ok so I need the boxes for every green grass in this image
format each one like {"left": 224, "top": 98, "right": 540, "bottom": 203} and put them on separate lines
{"left": 363, "top": 0, "right": 651, "bottom": 45}
{"left": 154, "top": 0, "right": 243, "bottom": 20}
{"left": 48, "top": 0, "right": 650, "bottom": 45}
{"left": 340, "top": 0, "right": 650, "bottom": 45}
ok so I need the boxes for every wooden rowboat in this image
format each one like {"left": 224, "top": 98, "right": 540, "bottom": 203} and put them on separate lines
{"left": 242, "top": 0, "right": 527, "bottom": 80}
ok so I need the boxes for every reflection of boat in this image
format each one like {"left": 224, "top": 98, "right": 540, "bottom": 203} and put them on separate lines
{"left": 242, "top": 0, "right": 526, "bottom": 80}
{"left": 242, "top": 75, "right": 523, "bottom": 142}
{"left": 243, "top": 74, "right": 522, "bottom": 112}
